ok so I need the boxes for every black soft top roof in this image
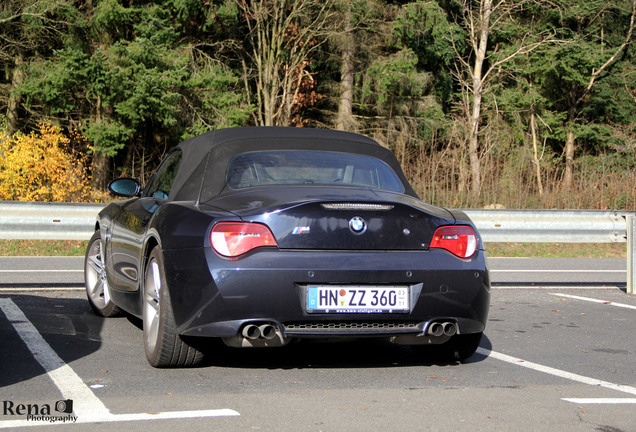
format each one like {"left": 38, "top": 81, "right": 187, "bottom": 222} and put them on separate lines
{"left": 169, "top": 127, "right": 417, "bottom": 201}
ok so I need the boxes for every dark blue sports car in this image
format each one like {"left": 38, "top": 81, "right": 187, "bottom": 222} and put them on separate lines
{"left": 84, "top": 127, "right": 490, "bottom": 367}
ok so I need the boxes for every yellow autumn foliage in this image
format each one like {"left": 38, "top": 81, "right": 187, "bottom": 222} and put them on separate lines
{"left": 0, "top": 124, "right": 93, "bottom": 202}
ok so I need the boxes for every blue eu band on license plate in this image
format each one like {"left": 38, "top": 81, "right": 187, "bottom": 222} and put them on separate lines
{"left": 307, "top": 286, "right": 409, "bottom": 313}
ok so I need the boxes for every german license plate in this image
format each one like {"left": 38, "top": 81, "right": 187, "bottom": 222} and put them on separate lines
{"left": 306, "top": 285, "right": 409, "bottom": 313}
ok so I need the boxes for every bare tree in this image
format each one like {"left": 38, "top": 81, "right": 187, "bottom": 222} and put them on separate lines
{"left": 235, "top": 0, "right": 336, "bottom": 127}
{"left": 529, "top": 108, "right": 545, "bottom": 197}
{"left": 451, "top": 0, "right": 557, "bottom": 198}
{"left": 561, "top": 0, "right": 635, "bottom": 190}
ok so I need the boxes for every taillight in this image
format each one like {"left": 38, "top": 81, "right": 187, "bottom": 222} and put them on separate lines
{"left": 430, "top": 225, "right": 477, "bottom": 258}
{"left": 211, "top": 222, "right": 278, "bottom": 258}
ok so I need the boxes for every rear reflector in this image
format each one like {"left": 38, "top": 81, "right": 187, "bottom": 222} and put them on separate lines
{"left": 211, "top": 222, "right": 277, "bottom": 258}
{"left": 430, "top": 226, "right": 477, "bottom": 258}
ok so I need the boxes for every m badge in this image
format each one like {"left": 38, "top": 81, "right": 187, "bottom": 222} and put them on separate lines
{"left": 292, "top": 226, "right": 310, "bottom": 235}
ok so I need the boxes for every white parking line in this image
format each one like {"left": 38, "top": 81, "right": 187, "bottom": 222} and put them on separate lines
{"left": 491, "top": 269, "right": 626, "bottom": 273}
{"left": 0, "top": 298, "right": 239, "bottom": 428}
{"left": 476, "top": 347, "right": 636, "bottom": 404}
{"left": 0, "top": 288, "right": 84, "bottom": 293}
{"left": 0, "top": 270, "right": 83, "bottom": 273}
{"left": 562, "top": 398, "right": 636, "bottom": 404}
{"left": 493, "top": 286, "right": 623, "bottom": 290}
{"left": 550, "top": 293, "right": 636, "bottom": 310}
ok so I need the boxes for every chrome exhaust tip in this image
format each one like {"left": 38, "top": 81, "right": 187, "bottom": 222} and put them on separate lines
{"left": 443, "top": 322, "right": 458, "bottom": 337}
{"left": 259, "top": 324, "right": 277, "bottom": 340}
{"left": 427, "top": 322, "right": 444, "bottom": 337}
{"left": 241, "top": 324, "right": 261, "bottom": 340}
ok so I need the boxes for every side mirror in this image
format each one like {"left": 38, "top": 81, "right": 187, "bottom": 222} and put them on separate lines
{"left": 108, "top": 177, "right": 141, "bottom": 197}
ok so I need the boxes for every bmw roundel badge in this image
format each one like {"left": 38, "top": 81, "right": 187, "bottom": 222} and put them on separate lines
{"left": 348, "top": 216, "right": 367, "bottom": 234}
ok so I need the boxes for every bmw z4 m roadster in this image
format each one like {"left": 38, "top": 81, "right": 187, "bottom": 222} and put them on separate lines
{"left": 84, "top": 127, "right": 490, "bottom": 367}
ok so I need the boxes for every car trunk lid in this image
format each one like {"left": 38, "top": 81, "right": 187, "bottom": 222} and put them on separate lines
{"left": 205, "top": 186, "right": 456, "bottom": 251}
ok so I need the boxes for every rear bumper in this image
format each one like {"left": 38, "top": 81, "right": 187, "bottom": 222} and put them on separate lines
{"left": 163, "top": 247, "right": 490, "bottom": 340}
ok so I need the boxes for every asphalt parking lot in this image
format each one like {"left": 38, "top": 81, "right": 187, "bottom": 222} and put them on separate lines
{"left": 0, "top": 258, "right": 634, "bottom": 431}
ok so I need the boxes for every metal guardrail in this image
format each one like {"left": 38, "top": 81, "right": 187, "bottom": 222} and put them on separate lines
{"left": 468, "top": 209, "right": 636, "bottom": 295}
{"left": 0, "top": 201, "right": 104, "bottom": 241}
{"left": 0, "top": 201, "right": 634, "bottom": 294}
{"left": 466, "top": 209, "right": 630, "bottom": 243}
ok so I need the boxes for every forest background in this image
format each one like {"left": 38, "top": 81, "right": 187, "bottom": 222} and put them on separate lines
{"left": 0, "top": 0, "right": 634, "bottom": 210}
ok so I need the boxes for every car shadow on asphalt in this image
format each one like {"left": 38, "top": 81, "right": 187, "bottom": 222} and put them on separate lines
{"left": 1, "top": 293, "right": 491, "bottom": 379}
{"left": 195, "top": 334, "right": 493, "bottom": 370}
{"left": 118, "top": 313, "right": 491, "bottom": 369}
{"left": 0, "top": 294, "right": 104, "bottom": 388}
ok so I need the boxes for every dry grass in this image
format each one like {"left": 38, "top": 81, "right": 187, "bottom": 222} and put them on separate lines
{"left": 485, "top": 242, "right": 627, "bottom": 258}
{"left": 0, "top": 240, "right": 88, "bottom": 256}
{"left": 0, "top": 240, "right": 627, "bottom": 258}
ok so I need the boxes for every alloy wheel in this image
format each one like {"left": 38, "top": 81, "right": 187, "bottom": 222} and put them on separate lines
{"left": 144, "top": 259, "right": 162, "bottom": 355}
{"left": 85, "top": 238, "right": 110, "bottom": 309}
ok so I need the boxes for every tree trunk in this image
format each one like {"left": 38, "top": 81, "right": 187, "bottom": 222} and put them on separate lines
{"left": 6, "top": 54, "right": 25, "bottom": 137}
{"left": 336, "top": 5, "right": 355, "bottom": 131}
{"left": 563, "top": 128, "right": 575, "bottom": 191}
{"left": 468, "top": 92, "right": 482, "bottom": 197}
{"left": 90, "top": 95, "right": 112, "bottom": 191}
{"left": 91, "top": 153, "right": 111, "bottom": 191}
{"left": 530, "top": 111, "right": 544, "bottom": 196}
{"left": 561, "top": 102, "right": 578, "bottom": 191}
{"left": 467, "top": 0, "right": 493, "bottom": 198}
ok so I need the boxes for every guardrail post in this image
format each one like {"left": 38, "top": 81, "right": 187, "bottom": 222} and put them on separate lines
{"left": 628, "top": 214, "right": 635, "bottom": 295}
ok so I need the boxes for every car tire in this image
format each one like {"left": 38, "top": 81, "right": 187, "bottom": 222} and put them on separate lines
{"left": 143, "top": 246, "right": 205, "bottom": 368}
{"left": 84, "top": 231, "right": 120, "bottom": 317}
{"left": 413, "top": 332, "right": 483, "bottom": 363}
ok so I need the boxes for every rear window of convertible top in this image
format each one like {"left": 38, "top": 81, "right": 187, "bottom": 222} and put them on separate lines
{"left": 226, "top": 150, "right": 405, "bottom": 193}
